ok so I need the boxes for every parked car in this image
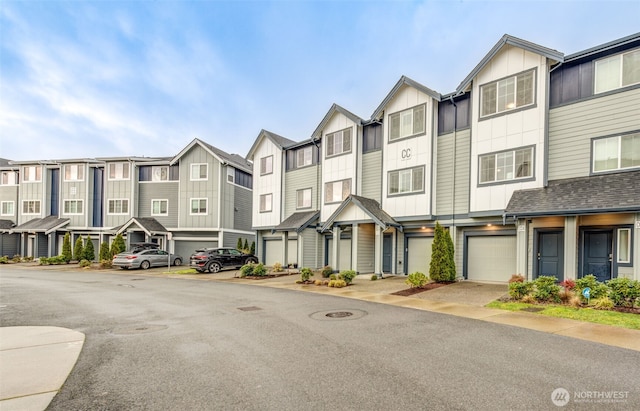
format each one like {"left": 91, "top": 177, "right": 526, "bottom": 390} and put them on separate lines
{"left": 190, "top": 247, "right": 258, "bottom": 273}
{"left": 113, "top": 249, "right": 183, "bottom": 270}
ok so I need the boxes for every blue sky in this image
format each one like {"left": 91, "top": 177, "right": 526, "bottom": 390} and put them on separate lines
{"left": 1, "top": 1, "right": 639, "bottom": 162}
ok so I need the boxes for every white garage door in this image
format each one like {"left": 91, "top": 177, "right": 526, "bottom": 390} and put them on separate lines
{"left": 263, "top": 239, "right": 298, "bottom": 266}
{"left": 174, "top": 240, "right": 217, "bottom": 260}
{"left": 407, "top": 237, "right": 433, "bottom": 275}
{"left": 467, "top": 236, "right": 517, "bottom": 282}
{"left": 326, "top": 238, "right": 352, "bottom": 271}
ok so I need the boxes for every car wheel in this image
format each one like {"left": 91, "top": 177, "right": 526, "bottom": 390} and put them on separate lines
{"left": 245, "top": 257, "right": 258, "bottom": 265}
{"left": 173, "top": 258, "right": 182, "bottom": 266}
{"left": 140, "top": 260, "right": 150, "bottom": 270}
{"left": 207, "top": 262, "right": 221, "bottom": 273}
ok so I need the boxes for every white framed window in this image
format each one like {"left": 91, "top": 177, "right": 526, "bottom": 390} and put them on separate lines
{"left": 296, "top": 188, "right": 312, "bottom": 209}
{"left": 388, "top": 166, "right": 425, "bottom": 195}
{"left": 259, "top": 193, "right": 272, "bottom": 212}
{"left": 297, "top": 147, "right": 312, "bottom": 167}
{"left": 190, "top": 163, "right": 208, "bottom": 181}
{"left": 324, "top": 179, "right": 351, "bottom": 204}
{"left": 22, "top": 166, "right": 42, "bottom": 183}
{"left": 107, "top": 199, "right": 129, "bottom": 215}
{"left": 152, "top": 166, "right": 169, "bottom": 182}
{"left": 1, "top": 171, "right": 17, "bottom": 185}
{"left": 326, "top": 128, "right": 352, "bottom": 157}
{"left": 108, "top": 163, "right": 130, "bottom": 180}
{"left": 617, "top": 228, "right": 631, "bottom": 264}
{"left": 22, "top": 200, "right": 41, "bottom": 214}
{"left": 260, "top": 156, "right": 273, "bottom": 175}
{"left": 227, "top": 168, "right": 235, "bottom": 183}
{"left": 480, "top": 146, "right": 533, "bottom": 184}
{"left": 151, "top": 199, "right": 168, "bottom": 216}
{"left": 481, "top": 70, "right": 535, "bottom": 117}
{"left": 1, "top": 201, "right": 15, "bottom": 216}
{"left": 389, "top": 104, "right": 425, "bottom": 141}
{"left": 64, "top": 164, "right": 84, "bottom": 181}
{"left": 593, "top": 133, "right": 640, "bottom": 172}
{"left": 190, "top": 198, "right": 207, "bottom": 215}
{"left": 63, "top": 200, "right": 83, "bottom": 215}
{"left": 595, "top": 49, "right": 640, "bottom": 94}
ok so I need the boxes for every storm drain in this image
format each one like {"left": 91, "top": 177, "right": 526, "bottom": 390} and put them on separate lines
{"left": 310, "top": 309, "right": 367, "bottom": 321}
{"left": 326, "top": 311, "right": 353, "bottom": 318}
{"left": 237, "top": 306, "right": 262, "bottom": 312}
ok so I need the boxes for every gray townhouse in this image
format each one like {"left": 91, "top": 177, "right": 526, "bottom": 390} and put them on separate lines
{"left": 248, "top": 32, "right": 640, "bottom": 283}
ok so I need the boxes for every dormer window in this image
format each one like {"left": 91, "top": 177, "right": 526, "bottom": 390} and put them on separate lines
{"left": 481, "top": 69, "right": 535, "bottom": 118}
{"left": 389, "top": 104, "right": 425, "bottom": 141}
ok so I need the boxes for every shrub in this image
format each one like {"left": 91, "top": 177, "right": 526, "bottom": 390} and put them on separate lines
{"left": 429, "top": 222, "right": 456, "bottom": 283}
{"left": 239, "top": 263, "right": 255, "bottom": 277}
{"left": 62, "top": 232, "right": 72, "bottom": 263}
{"left": 329, "top": 279, "right": 346, "bottom": 288}
{"left": 39, "top": 255, "right": 67, "bottom": 265}
{"left": 100, "top": 259, "right": 113, "bottom": 269}
{"left": 533, "top": 276, "right": 561, "bottom": 303}
{"left": 0, "top": 256, "right": 8, "bottom": 264}
{"left": 559, "top": 279, "right": 576, "bottom": 290}
{"left": 23, "top": 256, "right": 34, "bottom": 262}
{"left": 321, "top": 265, "right": 333, "bottom": 278}
{"left": 78, "top": 259, "right": 92, "bottom": 268}
{"left": 405, "top": 272, "right": 429, "bottom": 288}
{"left": 300, "top": 267, "right": 313, "bottom": 282}
{"left": 559, "top": 288, "right": 575, "bottom": 304}
{"left": 252, "top": 263, "right": 267, "bottom": 276}
{"left": 110, "top": 234, "right": 126, "bottom": 257}
{"left": 83, "top": 236, "right": 95, "bottom": 262}
{"left": 250, "top": 241, "right": 255, "bottom": 256}
{"left": 236, "top": 237, "right": 243, "bottom": 251}
{"left": 314, "top": 279, "right": 323, "bottom": 286}
{"left": 73, "top": 237, "right": 84, "bottom": 261}
{"left": 508, "top": 281, "right": 534, "bottom": 300}
{"left": 12, "top": 255, "right": 22, "bottom": 263}
{"left": 272, "top": 262, "right": 283, "bottom": 272}
{"left": 371, "top": 274, "right": 378, "bottom": 281}
{"left": 99, "top": 241, "right": 111, "bottom": 262}
{"left": 340, "top": 270, "right": 357, "bottom": 285}
{"left": 592, "top": 296, "right": 614, "bottom": 310}
{"left": 328, "top": 279, "right": 337, "bottom": 287}
{"left": 509, "top": 274, "right": 525, "bottom": 283}
{"left": 521, "top": 294, "right": 536, "bottom": 304}
{"left": 329, "top": 274, "right": 337, "bottom": 281}
{"left": 575, "top": 274, "right": 608, "bottom": 301}
{"left": 569, "top": 295, "right": 583, "bottom": 308}
{"left": 606, "top": 277, "right": 640, "bottom": 308}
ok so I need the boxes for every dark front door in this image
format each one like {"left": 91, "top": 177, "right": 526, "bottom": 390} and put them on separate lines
{"left": 583, "top": 231, "right": 612, "bottom": 282}
{"left": 382, "top": 234, "right": 392, "bottom": 273}
{"left": 536, "top": 231, "right": 564, "bottom": 281}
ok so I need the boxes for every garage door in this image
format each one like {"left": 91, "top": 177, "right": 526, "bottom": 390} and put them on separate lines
{"left": 174, "top": 240, "right": 217, "bottom": 261}
{"left": 264, "top": 239, "right": 298, "bottom": 266}
{"left": 467, "top": 236, "right": 517, "bottom": 282}
{"left": 406, "top": 237, "right": 433, "bottom": 275}
{"left": 326, "top": 238, "right": 352, "bottom": 271}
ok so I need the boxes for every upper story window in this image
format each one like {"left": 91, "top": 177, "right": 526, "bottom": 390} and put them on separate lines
{"left": 64, "top": 164, "right": 84, "bottom": 181}
{"left": 595, "top": 48, "right": 640, "bottom": 94}
{"left": 108, "top": 163, "right": 130, "bottom": 180}
{"left": 297, "top": 188, "right": 312, "bottom": 209}
{"left": 108, "top": 199, "right": 129, "bottom": 215}
{"left": 363, "top": 123, "right": 382, "bottom": 153}
{"left": 593, "top": 132, "right": 640, "bottom": 173}
{"left": 190, "top": 198, "right": 207, "bottom": 215}
{"left": 297, "top": 147, "right": 312, "bottom": 167}
{"left": 152, "top": 166, "right": 168, "bottom": 182}
{"left": 479, "top": 146, "right": 534, "bottom": 184}
{"left": 388, "top": 166, "right": 425, "bottom": 196}
{"left": 260, "top": 156, "right": 273, "bottom": 175}
{"left": 324, "top": 179, "right": 351, "bottom": 204}
{"left": 259, "top": 193, "right": 272, "bottom": 212}
{"left": 1, "top": 171, "right": 17, "bottom": 185}
{"left": 389, "top": 104, "right": 425, "bottom": 141}
{"left": 233, "top": 169, "right": 253, "bottom": 189}
{"left": 139, "top": 165, "right": 178, "bottom": 181}
{"left": 481, "top": 69, "right": 535, "bottom": 118}
{"left": 190, "top": 163, "right": 208, "bottom": 181}
{"left": 1, "top": 201, "right": 15, "bottom": 216}
{"left": 151, "top": 199, "right": 168, "bottom": 216}
{"left": 22, "top": 166, "right": 42, "bottom": 183}
{"left": 22, "top": 200, "right": 41, "bottom": 214}
{"left": 63, "top": 200, "right": 83, "bottom": 215}
{"left": 326, "top": 128, "right": 352, "bottom": 157}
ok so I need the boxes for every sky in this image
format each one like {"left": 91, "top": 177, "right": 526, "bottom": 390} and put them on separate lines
{"left": 1, "top": 1, "right": 639, "bottom": 162}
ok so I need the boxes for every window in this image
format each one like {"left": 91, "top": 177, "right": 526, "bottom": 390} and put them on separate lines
{"left": 63, "top": 200, "right": 83, "bottom": 214}
{"left": 593, "top": 133, "right": 640, "bottom": 172}
{"left": 64, "top": 164, "right": 84, "bottom": 181}
{"left": 617, "top": 228, "right": 631, "bottom": 264}
{"left": 480, "top": 147, "right": 533, "bottom": 184}
{"left": 22, "top": 166, "right": 42, "bottom": 182}
{"left": 389, "top": 104, "right": 425, "bottom": 141}
{"left": 324, "top": 179, "right": 351, "bottom": 204}
{"left": 297, "top": 188, "right": 312, "bottom": 209}
{"left": 190, "top": 163, "right": 208, "bottom": 181}
{"left": 260, "top": 193, "right": 272, "bottom": 212}
{"left": 151, "top": 199, "right": 168, "bottom": 216}
{"left": 388, "top": 166, "right": 425, "bottom": 195}
{"left": 22, "top": 200, "right": 41, "bottom": 214}
{"left": 260, "top": 156, "right": 273, "bottom": 175}
{"left": 233, "top": 169, "right": 252, "bottom": 189}
{"left": 595, "top": 49, "right": 640, "bottom": 94}
{"left": 326, "top": 128, "right": 352, "bottom": 157}
{"left": 1, "top": 171, "right": 17, "bottom": 185}
{"left": 108, "top": 163, "right": 130, "bottom": 180}
{"left": 297, "top": 147, "right": 312, "bottom": 167}
{"left": 108, "top": 199, "right": 129, "bottom": 214}
{"left": 1, "top": 201, "right": 14, "bottom": 216}
{"left": 481, "top": 70, "right": 535, "bottom": 117}
{"left": 152, "top": 166, "right": 168, "bottom": 182}
{"left": 190, "top": 198, "right": 207, "bottom": 215}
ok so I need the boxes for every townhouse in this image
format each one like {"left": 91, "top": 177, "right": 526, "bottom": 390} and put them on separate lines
{"left": 249, "top": 32, "right": 640, "bottom": 282}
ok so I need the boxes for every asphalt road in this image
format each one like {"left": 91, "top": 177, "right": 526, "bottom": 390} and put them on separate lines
{"left": 1, "top": 268, "right": 639, "bottom": 410}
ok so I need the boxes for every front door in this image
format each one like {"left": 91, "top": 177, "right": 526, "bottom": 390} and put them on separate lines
{"left": 583, "top": 231, "right": 612, "bottom": 282}
{"left": 382, "top": 234, "right": 392, "bottom": 273}
{"left": 536, "top": 231, "right": 564, "bottom": 281}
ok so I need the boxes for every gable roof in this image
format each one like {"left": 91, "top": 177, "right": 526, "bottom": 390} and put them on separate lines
{"left": 455, "top": 34, "right": 564, "bottom": 93}
{"left": 505, "top": 170, "right": 640, "bottom": 218}
{"left": 311, "top": 103, "right": 364, "bottom": 139}
{"left": 371, "top": 76, "right": 441, "bottom": 121}
{"left": 11, "top": 216, "right": 70, "bottom": 234}
{"left": 170, "top": 138, "right": 252, "bottom": 173}
{"left": 273, "top": 210, "right": 320, "bottom": 233}
{"left": 246, "top": 129, "right": 296, "bottom": 160}
{"left": 115, "top": 217, "right": 169, "bottom": 236}
{"left": 0, "top": 219, "right": 16, "bottom": 232}
{"left": 320, "top": 195, "right": 401, "bottom": 232}
{"left": 564, "top": 32, "right": 640, "bottom": 62}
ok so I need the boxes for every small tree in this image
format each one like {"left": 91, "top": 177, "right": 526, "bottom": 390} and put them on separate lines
{"left": 236, "top": 237, "right": 243, "bottom": 250}
{"left": 243, "top": 239, "right": 249, "bottom": 251}
{"left": 73, "top": 236, "right": 84, "bottom": 262}
{"left": 83, "top": 236, "right": 95, "bottom": 262}
{"left": 99, "top": 241, "right": 111, "bottom": 261}
{"left": 110, "top": 233, "right": 126, "bottom": 257}
{"left": 429, "top": 222, "right": 456, "bottom": 283}
{"left": 62, "top": 232, "right": 72, "bottom": 263}
{"left": 250, "top": 241, "right": 255, "bottom": 255}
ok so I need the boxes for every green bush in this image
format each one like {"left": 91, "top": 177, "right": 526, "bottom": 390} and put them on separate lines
{"left": 99, "top": 241, "right": 111, "bottom": 261}
{"left": 100, "top": 259, "right": 113, "bottom": 269}
{"left": 592, "top": 296, "right": 614, "bottom": 310}
{"left": 329, "top": 274, "right": 337, "bottom": 280}
{"left": 340, "top": 270, "right": 357, "bottom": 285}
{"left": 78, "top": 259, "right": 92, "bottom": 268}
{"left": 321, "top": 265, "right": 333, "bottom": 278}
{"left": 0, "top": 256, "right": 9, "bottom": 264}
{"left": 39, "top": 255, "right": 68, "bottom": 265}
{"left": 533, "top": 276, "right": 561, "bottom": 303}
{"left": 429, "top": 222, "right": 456, "bottom": 282}
{"left": 252, "top": 263, "right": 267, "bottom": 276}
{"left": 300, "top": 267, "right": 313, "bottom": 282}
{"left": 576, "top": 274, "right": 609, "bottom": 301}
{"left": 62, "top": 232, "right": 72, "bottom": 263}
{"left": 371, "top": 274, "right": 378, "bottom": 281}
{"left": 23, "top": 256, "right": 34, "bottom": 262}
{"left": 12, "top": 255, "right": 22, "bottom": 263}
{"left": 405, "top": 272, "right": 429, "bottom": 288}
{"left": 237, "top": 237, "right": 243, "bottom": 251}
{"left": 272, "top": 262, "right": 283, "bottom": 272}
{"left": 328, "top": 279, "right": 346, "bottom": 288}
{"left": 508, "top": 281, "right": 534, "bottom": 300}
{"left": 250, "top": 241, "right": 255, "bottom": 255}
{"left": 73, "top": 237, "right": 84, "bottom": 261}
{"left": 606, "top": 277, "right": 640, "bottom": 308}
{"left": 83, "top": 236, "right": 95, "bottom": 262}
{"left": 110, "top": 234, "right": 126, "bottom": 257}
{"left": 239, "top": 263, "right": 255, "bottom": 277}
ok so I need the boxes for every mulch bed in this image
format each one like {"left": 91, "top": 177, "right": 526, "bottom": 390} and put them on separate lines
{"left": 391, "top": 282, "right": 454, "bottom": 297}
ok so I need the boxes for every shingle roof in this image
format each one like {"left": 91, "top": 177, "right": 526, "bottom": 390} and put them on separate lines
{"left": 0, "top": 219, "right": 16, "bottom": 231}
{"left": 321, "top": 195, "right": 401, "bottom": 232}
{"left": 115, "top": 217, "right": 168, "bottom": 235}
{"left": 371, "top": 76, "right": 441, "bottom": 120}
{"left": 273, "top": 211, "right": 319, "bottom": 233}
{"left": 11, "top": 216, "right": 70, "bottom": 234}
{"left": 311, "top": 103, "right": 364, "bottom": 139}
{"left": 505, "top": 170, "right": 640, "bottom": 217}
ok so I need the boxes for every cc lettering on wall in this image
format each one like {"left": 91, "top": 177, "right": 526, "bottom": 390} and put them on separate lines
{"left": 401, "top": 148, "right": 411, "bottom": 160}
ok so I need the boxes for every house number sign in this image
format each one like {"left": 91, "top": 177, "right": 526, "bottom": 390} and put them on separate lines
{"left": 401, "top": 148, "right": 412, "bottom": 160}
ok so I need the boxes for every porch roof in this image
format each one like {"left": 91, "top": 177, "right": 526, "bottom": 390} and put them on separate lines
{"left": 320, "top": 195, "right": 402, "bottom": 232}
{"left": 115, "top": 217, "right": 169, "bottom": 236}
{"left": 505, "top": 170, "right": 640, "bottom": 218}
{"left": 272, "top": 211, "right": 319, "bottom": 234}
{"left": 11, "top": 216, "right": 70, "bottom": 234}
{"left": 0, "top": 219, "right": 16, "bottom": 233}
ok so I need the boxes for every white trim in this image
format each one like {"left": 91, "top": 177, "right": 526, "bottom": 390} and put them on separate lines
{"left": 617, "top": 228, "right": 631, "bottom": 264}
{"left": 62, "top": 199, "right": 84, "bottom": 215}
{"left": 107, "top": 198, "right": 129, "bottom": 215}
{"left": 1, "top": 201, "right": 15, "bottom": 216}
{"left": 190, "top": 198, "right": 208, "bottom": 215}
{"left": 107, "top": 162, "right": 131, "bottom": 181}
{"left": 22, "top": 200, "right": 41, "bottom": 215}
{"left": 151, "top": 199, "right": 169, "bottom": 216}
{"left": 63, "top": 164, "right": 85, "bottom": 182}
{"left": 190, "top": 163, "right": 208, "bottom": 181}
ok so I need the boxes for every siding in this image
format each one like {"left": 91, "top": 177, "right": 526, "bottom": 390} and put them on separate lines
{"left": 138, "top": 182, "right": 179, "bottom": 227}
{"left": 284, "top": 165, "right": 319, "bottom": 217}
{"left": 436, "top": 129, "right": 470, "bottom": 215}
{"left": 178, "top": 146, "right": 220, "bottom": 228}
{"left": 0, "top": 186, "right": 18, "bottom": 223}
{"left": 300, "top": 228, "right": 320, "bottom": 269}
{"left": 361, "top": 151, "right": 382, "bottom": 202}
{"left": 356, "top": 224, "right": 375, "bottom": 273}
{"left": 0, "top": 233, "right": 19, "bottom": 256}
{"left": 233, "top": 185, "right": 253, "bottom": 231}
{"left": 548, "top": 88, "right": 640, "bottom": 180}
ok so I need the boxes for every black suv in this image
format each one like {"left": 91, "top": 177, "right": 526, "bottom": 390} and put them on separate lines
{"left": 190, "top": 247, "right": 258, "bottom": 273}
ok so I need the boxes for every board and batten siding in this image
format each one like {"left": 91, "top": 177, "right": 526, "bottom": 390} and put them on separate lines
{"left": 0, "top": 186, "right": 19, "bottom": 223}
{"left": 284, "top": 165, "right": 319, "bottom": 217}
{"left": 232, "top": 184, "right": 253, "bottom": 232}
{"left": 179, "top": 146, "right": 220, "bottom": 229}
{"left": 104, "top": 176, "right": 133, "bottom": 228}
{"left": 361, "top": 151, "right": 382, "bottom": 202}
{"left": 548, "top": 87, "right": 640, "bottom": 180}
{"left": 435, "top": 129, "right": 470, "bottom": 215}
{"left": 138, "top": 182, "right": 179, "bottom": 227}
{"left": 356, "top": 223, "right": 375, "bottom": 274}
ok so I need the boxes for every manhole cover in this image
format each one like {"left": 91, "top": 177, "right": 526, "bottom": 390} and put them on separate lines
{"left": 111, "top": 324, "right": 167, "bottom": 335}
{"left": 326, "top": 311, "right": 353, "bottom": 318}
{"left": 521, "top": 307, "right": 544, "bottom": 313}
{"left": 310, "top": 309, "right": 367, "bottom": 321}
{"left": 237, "top": 306, "right": 262, "bottom": 312}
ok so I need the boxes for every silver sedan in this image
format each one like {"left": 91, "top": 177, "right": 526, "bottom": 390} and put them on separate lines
{"left": 113, "top": 249, "right": 183, "bottom": 270}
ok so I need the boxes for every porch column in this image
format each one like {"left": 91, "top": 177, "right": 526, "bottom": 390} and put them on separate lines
{"left": 634, "top": 213, "right": 640, "bottom": 281}
{"left": 374, "top": 225, "right": 382, "bottom": 276}
{"left": 282, "top": 231, "right": 289, "bottom": 268}
{"left": 297, "top": 231, "right": 304, "bottom": 268}
{"left": 331, "top": 226, "right": 340, "bottom": 273}
{"left": 564, "top": 216, "right": 578, "bottom": 279}
{"left": 351, "top": 224, "right": 358, "bottom": 272}
{"left": 516, "top": 219, "right": 528, "bottom": 280}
